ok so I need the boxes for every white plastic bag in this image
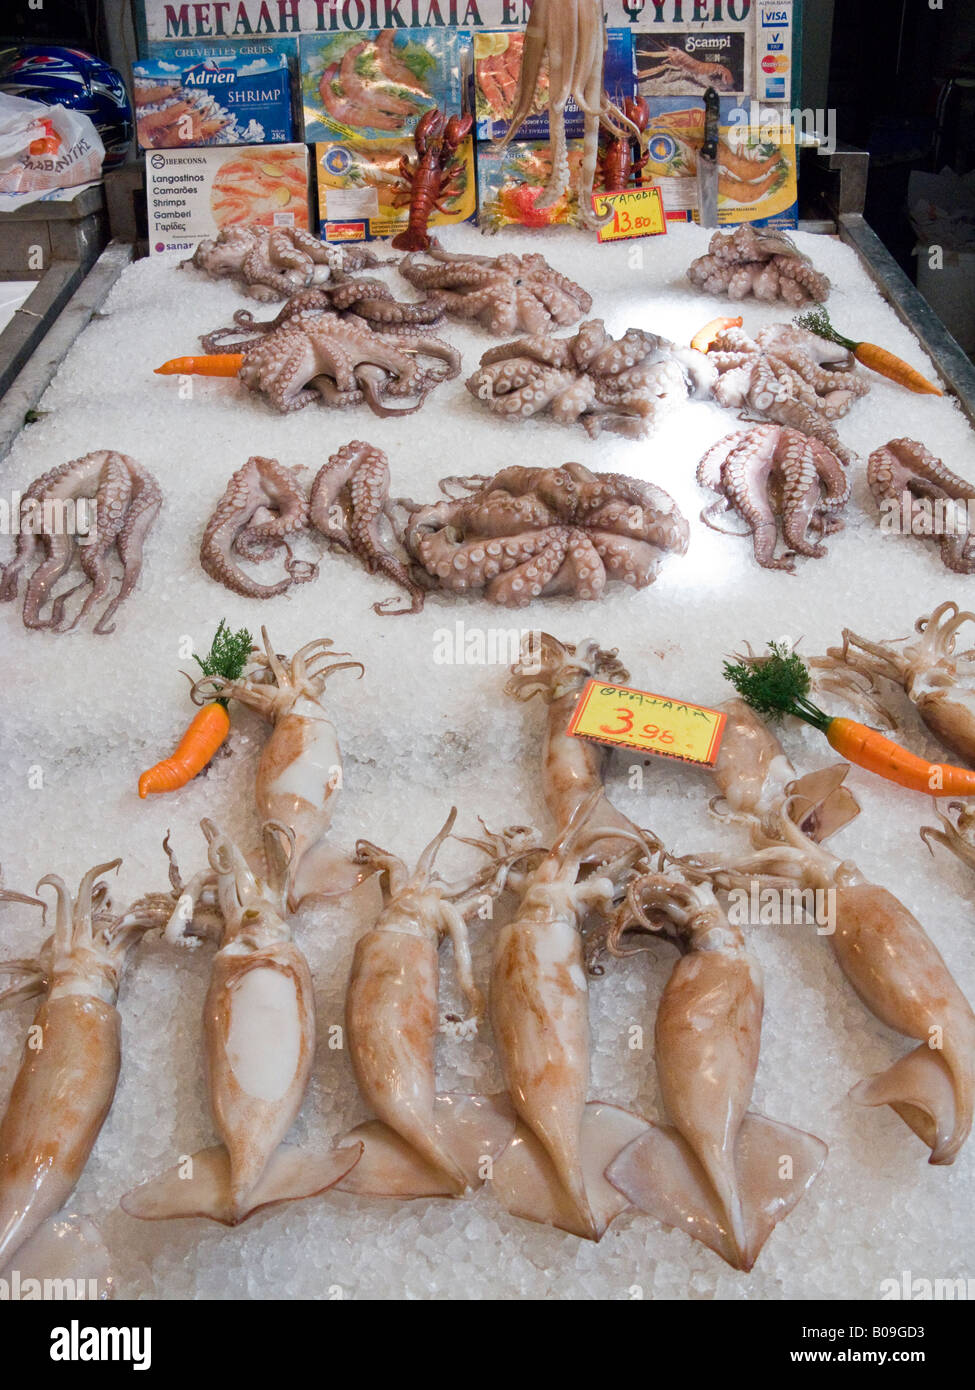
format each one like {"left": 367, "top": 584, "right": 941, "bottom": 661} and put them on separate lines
{"left": 0, "top": 91, "right": 105, "bottom": 195}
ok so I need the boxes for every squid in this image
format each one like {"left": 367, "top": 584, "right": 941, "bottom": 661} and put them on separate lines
{"left": 681, "top": 800, "right": 975, "bottom": 1165}
{"left": 817, "top": 601, "right": 975, "bottom": 766}
{"left": 489, "top": 796, "right": 651, "bottom": 1240}
{"left": 121, "top": 820, "right": 362, "bottom": 1225}
{"left": 337, "top": 811, "right": 537, "bottom": 1200}
{"left": 921, "top": 799, "right": 975, "bottom": 875}
{"left": 194, "top": 627, "right": 365, "bottom": 907}
{"left": 600, "top": 872, "right": 827, "bottom": 1271}
{"left": 0, "top": 861, "right": 147, "bottom": 1285}
{"left": 505, "top": 633, "right": 646, "bottom": 870}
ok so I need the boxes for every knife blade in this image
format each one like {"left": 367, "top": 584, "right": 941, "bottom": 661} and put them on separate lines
{"left": 697, "top": 86, "right": 720, "bottom": 229}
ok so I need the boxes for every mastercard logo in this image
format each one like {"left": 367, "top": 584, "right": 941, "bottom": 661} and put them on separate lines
{"left": 761, "top": 54, "right": 790, "bottom": 73}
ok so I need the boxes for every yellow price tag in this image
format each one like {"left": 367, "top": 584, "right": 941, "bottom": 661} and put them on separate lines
{"left": 592, "top": 185, "right": 668, "bottom": 243}
{"left": 567, "top": 679, "right": 726, "bottom": 767}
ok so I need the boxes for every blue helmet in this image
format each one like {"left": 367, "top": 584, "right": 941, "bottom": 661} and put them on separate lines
{"left": 0, "top": 45, "right": 133, "bottom": 167}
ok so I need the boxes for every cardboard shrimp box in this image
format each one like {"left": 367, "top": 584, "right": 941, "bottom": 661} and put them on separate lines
{"left": 316, "top": 136, "right": 476, "bottom": 245}
{"left": 134, "top": 40, "right": 297, "bottom": 150}
{"left": 474, "top": 29, "right": 635, "bottom": 142}
{"left": 146, "top": 143, "right": 310, "bottom": 256}
{"left": 300, "top": 29, "right": 469, "bottom": 145}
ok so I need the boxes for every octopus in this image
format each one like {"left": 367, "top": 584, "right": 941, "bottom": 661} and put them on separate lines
{"left": 200, "top": 455, "right": 316, "bottom": 600}
{"left": 688, "top": 225, "right": 831, "bottom": 306}
{"left": 236, "top": 313, "right": 462, "bottom": 416}
{"left": 392, "top": 462, "right": 690, "bottom": 610}
{"left": 466, "top": 319, "right": 716, "bottom": 440}
{"left": 199, "top": 282, "right": 447, "bottom": 354}
{"left": 398, "top": 247, "right": 593, "bottom": 336}
{"left": 706, "top": 323, "right": 870, "bottom": 465}
{"left": 697, "top": 424, "right": 850, "bottom": 572}
{"left": 183, "top": 226, "right": 385, "bottom": 302}
{"left": 868, "top": 438, "right": 975, "bottom": 573}
{"left": 0, "top": 450, "right": 161, "bottom": 636}
{"left": 494, "top": 0, "right": 640, "bottom": 231}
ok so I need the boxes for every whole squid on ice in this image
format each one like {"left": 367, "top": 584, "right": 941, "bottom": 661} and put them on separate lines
{"left": 194, "top": 627, "right": 365, "bottom": 907}
{"left": 682, "top": 799, "right": 975, "bottom": 1165}
{"left": 601, "top": 873, "right": 827, "bottom": 1271}
{"left": 505, "top": 633, "right": 646, "bottom": 869}
{"left": 121, "top": 820, "right": 361, "bottom": 1225}
{"left": 0, "top": 861, "right": 148, "bottom": 1287}
{"left": 337, "top": 811, "right": 536, "bottom": 1200}
{"left": 489, "top": 796, "right": 651, "bottom": 1240}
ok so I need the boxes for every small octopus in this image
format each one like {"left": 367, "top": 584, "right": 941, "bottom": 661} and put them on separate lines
{"left": 688, "top": 225, "right": 831, "bottom": 307}
{"left": 199, "top": 282, "right": 447, "bottom": 354}
{"left": 398, "top": 247, "right": 593, "bottom": 335}
{"left": 236, "top": 313, "right": 461, "bottom": 416}
{"left": 0, "top": 450, "right": 162, "bottom": 635}
{"left": 868, "top": 438, "right": 975, "bottom": 574}
{"left": 697, "top": 423, "right": 850, "bottom": 572}
{"left": 183, "top": 226, "right": 385, "bottom": 302}
{"left": 200, "top": 455, "right": 316, "bottom": 601}
{"left": 466, "top": 319, "right": 716, "bottom": 439}
{"left": 706, "top": 323, "right": 869, "bottom": 465}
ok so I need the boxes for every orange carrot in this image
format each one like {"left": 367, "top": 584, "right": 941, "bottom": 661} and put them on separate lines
{"left": 725, "top": 643, "right": 975, "bottom": 797}
{"left": 849, "top": 341, "right": 942, "bottom": 395}
{"left": 139, "top": 703, "right": 230, "bottom": 797}
{"left": 825, "top": 717, "right": 975, "bottom": 795}
{"left": 154, "top": 354, "right": 245, "bottom": 377}
{"left": 138, "top": 620, "right": 252, "bottom": 798}
{"left": 795, "top": 308, "right": 942, "bottom": 395}
{"left": 691, "top": 315, "right": 743, "bottom": 353}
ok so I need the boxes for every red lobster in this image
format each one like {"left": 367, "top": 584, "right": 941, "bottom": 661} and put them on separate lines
{"left": 599, "top": 96, "right": 652, "bottom": 193}
{"left": 391, "top": 109, "right": 474, "bottom": 252}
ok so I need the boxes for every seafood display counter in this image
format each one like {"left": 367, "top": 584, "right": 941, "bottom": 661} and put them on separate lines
{"left": 0, "top": 216, "right": 974, "bottom": 1301}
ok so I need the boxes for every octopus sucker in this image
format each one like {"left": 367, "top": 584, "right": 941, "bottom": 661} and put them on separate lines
{"left": 468, "top": 320, "right": 715, "bottom": 439}
{"left": 602, "top": 874, "right": 827, "bottom": 1271}
{"left": 0, "top": 450, "right": 161, "bottom": 636}
{"left": 398, "top": 248, "right": 592, "bottom": 335}
{"left": 867, "top": 438, "right": 975, "bottom": 573}
{"left": 697, "top": 425, "right": 850, "bottom": 571}
{"left": 688, "top": 225, "right": 830, "bottom": 306}
{"left": 183, "top": 226, "right": 385, "bottom": 302}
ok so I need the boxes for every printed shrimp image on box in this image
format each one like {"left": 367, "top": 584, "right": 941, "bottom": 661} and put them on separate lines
{"left": 134, "top": 41, "right": 295, "bottom": 149}
{"left": 316, "top": 135, "right": 475, "bottom": 244}
{"left": 211, "top": 146, "right": 309, "bottom": 228}
{"left": 301, "top": 29, "right": 467, "bottom": 143}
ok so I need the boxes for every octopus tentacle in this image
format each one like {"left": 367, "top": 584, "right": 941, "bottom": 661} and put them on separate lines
{"left": 200, "top": 456, "right": 314, "bottom": 600}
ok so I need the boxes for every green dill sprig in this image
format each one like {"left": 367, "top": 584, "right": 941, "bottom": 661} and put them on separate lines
{"left": 193, "top": 620, "right": 253, "bottom": 705}
{"left": 794, "top": 305, "right": 857, "bottom": 353}
{"left": 723, "top": 641, "right": 831, "bottom": 732}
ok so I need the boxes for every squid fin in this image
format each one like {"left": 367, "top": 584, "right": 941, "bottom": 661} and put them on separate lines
{"left": 337, "top": 1092, "right": 516, "bottom": 1198}
{"left": 290, "top": 843, "right": 376, "bottom": 907}
{"left": 789, "top": 765, "right": 860, "bottom": 843}
{"left": 120, "top": 1142, "right": 362, "bottom": 1226}
{"left": 490, "top": 1102, "right": 650, "bottom": 1241}
{"left": 850, "top": 1044, "right": 958, "bottom": 1164}
{"left": 606, "top": 1113, "right": 827, "bottom": 1270}
{"left": 2, "top": 1214, "right": 114, "bottom": 1297}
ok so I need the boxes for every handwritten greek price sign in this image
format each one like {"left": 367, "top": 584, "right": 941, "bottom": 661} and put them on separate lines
{"left": 567, "top": 680, "right": 726, "bottom": 767}
{"left": 592, "top": 186, "right": 668, "bottom": 244}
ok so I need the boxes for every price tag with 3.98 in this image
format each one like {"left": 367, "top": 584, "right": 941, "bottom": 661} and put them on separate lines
{"left": 567, "top": 679, "right": 726, "bottom": 766}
